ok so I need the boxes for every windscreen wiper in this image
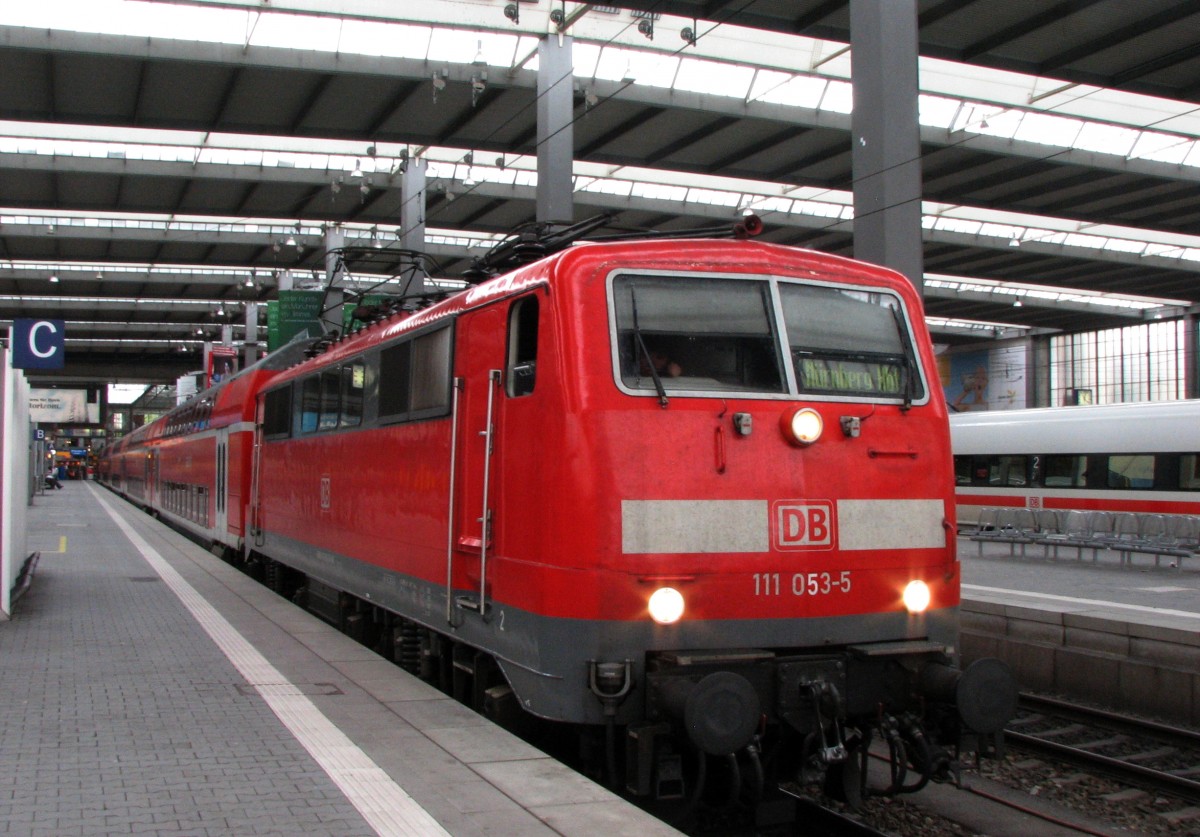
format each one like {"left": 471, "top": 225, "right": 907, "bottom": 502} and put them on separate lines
{"left": 889, "top": 304, "right": 916, "bottom": 411}
{"left": 630, "top": 284, "right": 669, "bottom": 408}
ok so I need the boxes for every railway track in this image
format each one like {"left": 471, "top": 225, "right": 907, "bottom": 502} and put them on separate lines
{"left": 1006, "top": 693, "right": 1200, "bottom": 806}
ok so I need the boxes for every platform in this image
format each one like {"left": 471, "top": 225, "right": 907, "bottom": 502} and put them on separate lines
{"left": 0, "top": 481, "right": 681, "bottom": 837}
{"left": 959, "top": 535, "right": 1200, "bottom": 725}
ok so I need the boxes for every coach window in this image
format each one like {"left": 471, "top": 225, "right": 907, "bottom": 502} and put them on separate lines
{"left": 341, "top": 361, "right": 365, "bottom": 427}
{"left": 318, "top": 368, "right": 340, "bottom": 431}
{"left": 507, "top": 296, "right": 539, "bottom": 397}
{"left": 300, "top": 376, "right": 320, "bottom": 433}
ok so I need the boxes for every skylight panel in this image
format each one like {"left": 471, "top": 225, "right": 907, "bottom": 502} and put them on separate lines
{"left": 933, "top": 218, "right": 982, "bottom": 235}
{"left": 3, "top": 0, "right": 245, "bottom": 44}
{"left": 791, "top": 200, "right": 844, "bottom": 219}
{"left": 593, "top": 47, "right": 635, "bottom": 82}
{"left": 918, "top": 95, "right": 961, "bottom": 130}
{"left": 572, "top": 42, "right": 602, "bottom": 78}
{"left": 967, "top": 108, "right": 1022, "bottom": 139}
{"left": 1102, "top": 239, "right": 1147, "bottom": 255}
{"left": 592, "top": 47, "right": 679, "bottom": 87}
{"left": 577, "top": 177, "right": 633, "bottom": 197}
{"left": 428, "top": 29, "right": 489, "bottom": 65}
{"left": 747, "top": 196, "right": 793, "bottom": 214}
{"left": 820, "top": 81, "right": 854, "bottom": 114}
{"left": 341, "top": 20, "right": 432, "bottom": 60}
{"left": 1129, "top": 133, "right": 1194, "bottom": 165}
{"left": 686, "top": 188, "right": 740, "bottom": 207}
{"left": 1013, "top": 112, "right": 1083, "bottom": 147}
{"left": 751, "top": 73, "right": 827, "bottom": 109}
{"left": 979, "top": 223, "right": 1024, "bottom": 241}
{"left": 1073, "top": 122, "right": 1141, "bottom": 156}
{"left": 631, "top": 183, "right": 688, "bottom": 201}
{"left": 674, "top": 57, "right": 754, "bottom": 98}
{"left": 1062, "top": 232, "right": 1109, "bottom": 250}
{"left": 248, "top": 11, "right": 341, "bottom": 52}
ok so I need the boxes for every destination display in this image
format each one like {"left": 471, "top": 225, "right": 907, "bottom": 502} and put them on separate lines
{"left": 795, "top": 354, "right": 905, "bottom": 396}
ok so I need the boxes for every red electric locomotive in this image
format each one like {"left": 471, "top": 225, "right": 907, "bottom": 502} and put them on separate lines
{"left": 102, "top": 227, "right": 1015, "bottom": 812}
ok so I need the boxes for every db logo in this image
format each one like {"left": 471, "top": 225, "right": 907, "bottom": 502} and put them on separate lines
{"left": 320, "top": 475, "right": 332, "bottom": 510}
{"left": 773, "top": 501, "right": 835, "bottom": 550}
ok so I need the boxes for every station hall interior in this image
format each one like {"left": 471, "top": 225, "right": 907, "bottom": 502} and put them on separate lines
{"left": 4, "top": 7, "right": 1200, "bottom": 836}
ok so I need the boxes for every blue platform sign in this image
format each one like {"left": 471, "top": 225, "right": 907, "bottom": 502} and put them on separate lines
{"left": 12, "top": 319, "right": 66, "bottom": 369}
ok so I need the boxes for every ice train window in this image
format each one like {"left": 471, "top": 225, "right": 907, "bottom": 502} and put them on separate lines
{"left": 613, "top": 275, "right": 785, "bottom": 394}
{"left": 1106, "top": 455, "right": 1155, "bottom": 489}
{"left": 1179, "top": 455, "right": 1200, "bottom": 490}
{"left": 1044, "top": 455, "right": 1086, "bottom": 488}
{"left": 779, "top": 284, "right": 923, "bottom": 401}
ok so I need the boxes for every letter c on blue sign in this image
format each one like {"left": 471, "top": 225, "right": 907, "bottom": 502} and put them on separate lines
{"left": 12, "top": 319, "right": 66, "bottom": 369}
{"left": 30, "top": 321, "right": 58, "bottom": 358}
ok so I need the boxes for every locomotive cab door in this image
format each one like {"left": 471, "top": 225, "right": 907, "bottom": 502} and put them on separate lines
{"left": 448, "top": 294, "right": 541, "bottom": 624}
{"left": 450, "top": 306, "right": 506, "bottom": 619}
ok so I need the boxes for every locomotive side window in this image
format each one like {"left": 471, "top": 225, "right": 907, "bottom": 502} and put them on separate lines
{"left": 300, "top": 376, "right": 320, "bottom": 433}
{"left": 613, "top": 275, "right": 785, "bottom": 394}
{"left": 507, "top": 296, "right": 539, "bottom": 397}
{"left": 411, "top": 326, "right": 452, "bottom": 414}
{"left": 318, "top": 369, "right": 341, "bottom": 431}
{"left": 379, "top": 341, "right": 412, "bottom": 419}
{"left": 262, "top": 386, "right": 292, "bottom": 439}
{"left": 779, "top": 284, "right": 923, "bottom": 401}
{"left": 379, "top": 325, "right": 453, "bottom": 423}
{"left": 341, "top": 362, "right": 365, "bottom": 427}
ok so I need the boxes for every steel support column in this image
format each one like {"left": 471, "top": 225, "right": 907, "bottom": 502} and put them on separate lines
{"left": 323, "top": 225, "right": 345, "bottom": 335}
{"left": 850, "top": 0, "right": 924, "bottom": 294}
{"left": 536, "top": 34, "right": 574, "bottom": 224}
{"left": 243, "top": 302, "right": 259, "bottom": 369}
{"left": 400, "top": 156, "right": 428, "bottom": 294}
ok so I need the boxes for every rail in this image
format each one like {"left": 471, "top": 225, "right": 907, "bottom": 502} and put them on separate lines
{"left": 1006, "top": 693, "right": 1200, "bottom": 805}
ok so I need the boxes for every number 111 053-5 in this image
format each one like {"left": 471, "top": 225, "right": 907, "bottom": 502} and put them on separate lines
{"left": 753, "top": 571, "right": 851, "bottom": 597}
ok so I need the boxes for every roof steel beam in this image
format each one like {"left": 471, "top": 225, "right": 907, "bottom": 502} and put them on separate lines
{"left": 5, "top": 25, "right": 1199, "bottom": 186}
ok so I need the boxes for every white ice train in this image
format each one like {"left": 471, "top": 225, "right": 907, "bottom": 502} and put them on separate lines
{"left": 950, "top": 400, "right": 1200, "bottom": 525}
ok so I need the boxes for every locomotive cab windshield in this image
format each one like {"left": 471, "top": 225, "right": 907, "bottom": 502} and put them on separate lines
{"left": 611, "top": 272, "right": 926, "bottom": 403}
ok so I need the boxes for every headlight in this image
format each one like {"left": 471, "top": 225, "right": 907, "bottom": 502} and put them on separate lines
{"left": 781, "top": 407, "right": 823, "bottom": 446}
{"left": 902, "top": 580, "right": 931, "bottom": 613}
{"left": 648, "top": 587, "right": 685, "bottom": 625}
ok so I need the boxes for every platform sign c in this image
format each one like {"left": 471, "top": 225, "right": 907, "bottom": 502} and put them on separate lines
{"left": 12, "top": 319, "right": 66, "bottom": 369}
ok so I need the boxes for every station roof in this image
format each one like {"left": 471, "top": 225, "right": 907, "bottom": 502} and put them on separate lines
{"left": 3, "top": 0, "right": 1200, "bottom": 382}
